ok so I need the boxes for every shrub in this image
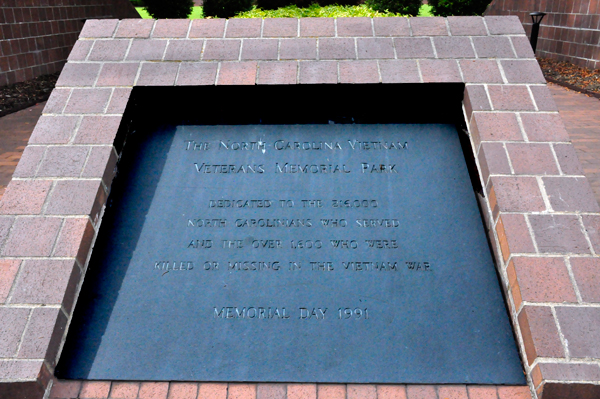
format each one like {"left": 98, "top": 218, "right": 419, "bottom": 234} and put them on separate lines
{"left": 428, "top": 0, "right": 490, "bottom": 16}
{"left": 364, "top": 0, "right": 421, "bottom": 15}
{"left": 203, "top": 0, "right": 253, "bottom": 17}
{"left": 143, "top": 0, "right": 194, "bottom": 18}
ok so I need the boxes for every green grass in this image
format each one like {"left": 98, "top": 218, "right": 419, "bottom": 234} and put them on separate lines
{"left": 136, "top": 3, "right": 432, "bottom": 18}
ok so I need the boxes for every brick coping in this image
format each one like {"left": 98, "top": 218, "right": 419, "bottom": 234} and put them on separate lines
{"left": 0, "top": 16, "right": 599, "bottom": 399}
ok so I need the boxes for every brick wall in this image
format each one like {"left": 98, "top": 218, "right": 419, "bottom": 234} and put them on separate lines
{"left": 0, "top": 0, "right": 139, "bottom": 87}
{"left": 485, "top": 0, "right": 600, "bottom": 69}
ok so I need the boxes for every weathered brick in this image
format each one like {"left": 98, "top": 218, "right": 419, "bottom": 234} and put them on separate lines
{"left": 318, "top": 38, "right": 355, "bottom": 59}
{"left": 479, "top": 142, "right": 510, "bottom": 181}
{"left": 529, "top": 86, "right": 559, "bottom": 112}
{"left": 420, "top": 59, "right": 461, "bottom": 82}
{"left": 287, "top": 384, "right": 316, "bottom": 399}
{"left": 406, "top": 385, "right": 436, "bottom": 399}
{"left": 280, "top": 39, "right": 317, "bottom": 60}
{"left": 152, "top": 20, "right": 190, "bottom": 38}
{"left": 299, "top": 61, "right": 337, "bottom": 84}
{"left": 0, "top": 260, "right": 20, "bottom": 303}
{"left": 496, "top": 213, "right": 536, "bottom": 261}
{"left": 555, "top": 307, "right": 600, "bottom": 357}
{"left": 0, "top": 307, "right": 29, "bottom": 357}
{"left": 0, "top": 359, "right": 45, "bottom": 381}
{"left": 137, "top": 63, "right": 179, "bottom": 86}
{"left": 518, "top": 305, "right": 565, "bottom": 364}
{"left": 79, "top": 19, "right": 118, "bottom": 38}
{"left": 13, "top": 146, "right": 46, "bottom": 178}
{"left": 464, "top": 85, "right": 491, "bottom": 121}
{"left": 115, "top": 19, "right": 155, "bottom": 38}
{"left": 553, "top": 144, "right": 583, "bottom": 175}
{"left": 373, "top": 17, "right": 410, "bottom": 37}
{"left": 126, "top": 40, "right": 167, "bottom": 61}
{"left": 189, "top": 19, "right": 226, "bottom": 38}
{"left": 337, "top": 17, "right": 372, "bottom": 36}
{"left": 53, "top": 217, "right": 95, "bottom": 265}
{"left": 511, "top": 36, "right": 535, "bottom": 58}
{"left": 50, "top": 380, "right": 82, "bottom": 399}
{"left": 88, "top": 39, "right": 129, "bottom": 61}
{"left": 64, "top": 88, "right": 112, "bottom": 114}
{"left": 317, "top": 384, "right": 345, "bottom": 399}
{"left": 0, "top": 180, "right": 52, "bottom": 215}
{"left": 377, "top": 385, "right": 407, "bottom": 399}
{"left": 535, "top": 362, "right": 600, "bottom": 383}
{"left": 164, "top": 40, "right": 204, "bottom": 61}
{"left": 80, "top": 381, "right": 111, "bottom": 398}
{"left": 434, "top": 37, "right": 475, "bottom": 58}
{"left": 176, "top": 63, "right": 218, "bottom": 86}
{"left": 263, "top": 18, "right": 298, "bottom": 37}
{"left": 96, "top": 63, "right": 140, "bottom": 87}
{"left": 501, "top": 60, "right": 546, "bottom": 84}
{"left": 3, "top": 216, "right": 62, "bottom": 257}
{"left": 138, "top": 382, "right": 169, "bottom": 399}
{"left": 226, "top": 19, "right": 261, "bottom": 38}
{"left": 447, "top": 16, "right": 486, "bottom": 36}
{"left": 379, "top": 60, "right": 420, "bottom": 83}
{"left": 357, "top": 38, "right": 394, "bottom": 59}
{"left": 570, "top": 257, "right": 600, "bottom": 303}
{"left": 75, "top": 116, "right": 121, "bottom": 144}
{"left": 583, "top": 215, "right": 600, "bottom": 254}
{"left": 437, "top": 385, "right": 468, "bottom": 399}
{"left": 68, "top": 41, "right": 93, "bottom": 61}
{"left": 241, "top": 39, "right": 279, "bottom": 60}
{"left": 460, "top": 59, "right": 503, "bottom": 83}
{"left": 394, "top": 37, "right": 434, "bottom": 58}
{"left": 45, "top": 180, "right": 105, "bottom": 219}
{"left": 18, "top": 307, "right": 67, "bottom": 366}
{"left": 472, "top": 37, "right": 516, "bottom": 59}
{"left": 257, "top": 61, "right": 297, "bottom": 85}
{"left": 109, "top": 382, "right": 140, "bottom": 399}
{"left": 529, "top": 215, "right": 591, "bottom": 254}
{"left": 339, "top": 60, "right": 379, "bottom": 83}
{"left": 520, "top": 113, "right": 570, "bottom": 142}
{"left": 228, "top": 384, "right": 256, "bottom": 399}
{"left": 217, "top": 62, "right": 257, "bottom": 85}
{"left": 409, "top": 17, "right": 447, "bottom": 36}
{"left": 347, "top": 385, "right": 376, "bottom": 399}
{"left": 202, "top": 40, "right": 241, "bottom": 60}
{"left": 497, "top": 386, "right": 531, "bottom": 399}
{"left": 106, "top": 88, "right": 132, "bottom": 114}
{"left": 300, "top": 18, "right": 335, "bottom": 37}
{"left": 197, "top": 383, "right": 227, "bottom": 399}
{"left": 43, "top": 88, "right": 71, "bottom": 113}
{"left": 9, "top": 259, "right": 80, "bottom": 310}
{"left": 471, "top": 113, "right": 522, "bottom": 150}
{"left": 37, "top": 146, "right": 89, "bottom": 178}
{"left": 543, "top": 177, "right": 599, "bottom": 212}
{"left": 56, "top": 63, "right": 101, "bottom": 87}
{"left": 467, "top": 386, "right": 497, "bottom": 399}
{"left": 489, "top": 176, "right": 545, "bottom": 213}
{"left": 506, "top": 143, "right": 559, "bottom": 175}
{"left": 487, "top": 85, "right": 535, "bottom": 111}
{"left": 485, "top": 16, "right": 525, "bottom": 35}
{"left": 257, "top": 383, "right": 286, "bottom": 399}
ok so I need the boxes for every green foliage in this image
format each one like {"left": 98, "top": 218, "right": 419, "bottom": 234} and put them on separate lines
{"left": 428, "top": 0, "right": 490, "bottom": 16}
{"left": 136, "top": 6, "right": 204, "bottom": 18}
{"left": 235, "top": 3, "right": 403, "bottom": 18}
{"left": 364, "top": 0, "right": 421, "bottom": 16}
{"left": 143, "top": 0, "right": 194, "bottom": 18}
{"left": 203, "top": 0, "right": 253, "bottom": 18}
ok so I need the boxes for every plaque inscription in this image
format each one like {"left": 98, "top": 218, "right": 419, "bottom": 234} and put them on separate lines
{"left": 57, "top": 124, "right": 525, "bottom": 384}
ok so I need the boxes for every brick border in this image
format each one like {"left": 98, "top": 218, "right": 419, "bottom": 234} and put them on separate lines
{"left": 1, "top": 16, "right": 599, "bottom": 399}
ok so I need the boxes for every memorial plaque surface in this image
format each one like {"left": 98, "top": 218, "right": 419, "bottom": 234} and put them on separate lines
{"left": 57, "top": 124, "right": 525, "bottom": 384}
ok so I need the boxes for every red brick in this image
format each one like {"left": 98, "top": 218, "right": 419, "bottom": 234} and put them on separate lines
{"left": 501, "top": 60, "right": 546, "bottom": 84}
{"left": 257, "top": 61, "right": 297, "bottom": 85}
{"left": 106, "top": 88, "right": 132, "bottom": 114}
{"left": 44, "top": 88, "right": 71, "bottom": 113}
{"left": 496, "top": 213, "right": 536, "bottom": 261}
{"left": 518, "top": 305, "right": 564, "bottom": 364}
{"left": 9, "top": 259, "right": 80, "bottom": 310}
{"left": 520, "top": 113, "right": 570, "bottom": 142}
{"left": 177, "top": 63, "right": 218, "bottom": 86}
{"left": 13, "top": 146, "right": 46, "bottom": 178}
{"left": 139, "top": 382, "right": 169, "bottom": 399}
{"left": 137, "top": 63, "right": 179, "bottom": 86}
{"left": 38, "top": 146, "right": 89, "bottom": 178}
{"left": 511, "top": 36, "right": 535, "bottom": 58}
{"left": 447, "top": 16, "right": 486, "bottom": 35}
{"left": 536, "top": 362, "right": 600, "bottom": 383}
{"left": 88, "top": 39, "right": 129, "bottom": 61}
{"left": 406, "top": 385, "right": 436, "bottom": 399}
{"left": 287, "top": 384, "right": 316, "bottom": 399}
{"left": 357, "top": 38, "right": 394, "bottom": 59}
{"left": 472, "top": 37, "right": 516, "bottom": 58}
{"left": 189, "top": 19, "right": 226, "bottom": 38}
{"left": 479, "top": 142, "right": 510, "bottom": 182}
{"left": 464, "top": 85, "right": 491, "bottom": 121}
{"left": 0, "top": 260, "right": 20, "bottom": 303}
{"left": 339, "top": 60, "right": 378, "bottom": 83}
{"left": 485, "top": 16, "right": 525, "bottom": 35}
{"left": 218, "top": 61, "right": 257, "bottom": 85}
{"left": 257, "top": 383, "right": 285, "bottom": 399}
{"left": 153, "top": 20, "right": 190, "bottom": 38}
{"left": 79, "top": 19, "right": 118, "bottom": 38}
{"left": 280, "top": 39, "right": 317, "bottom": 60}
{"left": 0, "top": 180, "right": 52, "bottom": 215}
{"left": 409, "top": 17, "right": 447, "bottom": 36}
{"left": 198, "top": 383, "right": 227, "bottom": 399}
{"left": 434, "top": 37, "right": 475, "bottom": 58}
{"left": 467, "top": 386, "right": 497, "bottom": 399}
{"left": 490, "top": 176, "right": 545, "bottom": 213}
{"left": 241, "top": 39, "right": 278, "bottom": 60}
{"left": 437, "top": 386, "right": 467, "bottom": 399}
{"left": 460, "top": 60, "right": 503, "bottom": 83}
{"left": 316, "top": 384, "right": 345, "bottom": 399}
{"left": 420, "top": 59, "right": 461, "bottom": 82}
{"left": 299, "top": 61, "right": 337, "bottom": 84}
{"left": 570, "top": 258, "right": 600, "bottom": 302}
{"left": 488, "top": 85, "right": 535, "bottom": 111}
{"left": 80, "top": 381, "right": 111, "bottom": 398}
{"left": 373, "top": 17, "right": 410, "bottom": 36}
{"left": 3, "top": 216, "right": 62, "bottom": 257}
{"left": 497, "top": 386, "right": 531, "bottom": 399}
{"left": 18, "top": 307, "right": 67, "bottom": 365}
{"left": 50, "top": 380, "right": 82, "bottom": 399}
{"left": 164, "top": 40, "right": 204, "bottom": 61}
{"left": 347, "top": 385, "right": 376, "bottom": 399}
{"left": 97, "top": 63, "right": 140, "bottom": 86}
{"left": 555, "top": 307, "right": 600, "bottom": 357}
{"left": 110, "top": 382, "right": 140, "bottom": 399}
{"left": 53, "top": 217, "right": 95, "bottom": 265}
{"left": 64, "top": 88, "right": 112, "bottom": 114}
{"left": 553, "top": 144, "right": 583, "bottom": 175}
{"left": 529, "top": 86, "right": 558, "bottom": 112}
{"left": 83, "top": 145, "right": 117, "bottom": 183}
{"left": 544, "top": 177, "right": 599, "bottom": 212}
{"left": 226, "top": 19, "right": 261, "bottom": 38}
{"left": 115, "top": 19, "right": 154, "bottom": 38}
{"left": 46, "top": 180, "right": 105, "bottom": 220}
{"left": 202, "top": 40, "right": 241, "bottom": 61}
{"left": 529, "top": 214, "right": 591, "bottom": 254}
{"left": 263, "top": 18, "right": 298, "bottom": 37}
{"left": 0, "top": 307, "right": 30, "bottom": 357}
{"left": 583, "top": 215, "right": 600, "bottom": 254}
{"left": 506, "top": 143, "right": 559, "bottom": 175}
{"left": 319, "top": 38, "right": 355, "bottom": 59}
{"left": 379, "top": 60, "right": 419, "bottom": 83}
{"left": 337, "top": 17, "right": 372, "bottom": 36}
{"left": 228, "top": 384, "right": 256, "bottom": 399}
{"left": 75, "top": 116, "right": 121, "bottom": 144}
{"left": 394, "top": 37, "right": 435, "bottom": 58}
{"left": 68, "top": 40, "right": 93, "bottom": 61}
{"left": 300, "top": 18, "right": 335, "bottom": 37}
{"left": 377, "top": 385, "right": 407, "bottom": 399}
{"left": 56, "top": 63, "right": 100, "bottom": 87}
{"left": 126, "top": 40, "right": 167, "bottom": 61}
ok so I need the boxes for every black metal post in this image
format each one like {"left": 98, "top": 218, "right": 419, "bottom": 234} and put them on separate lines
{"left": 530, "top": 12, "right": 546, "bottom": 54}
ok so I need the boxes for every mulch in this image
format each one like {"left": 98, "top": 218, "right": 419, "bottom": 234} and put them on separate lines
{"left": 0, "top": 72, "right": 59, "bottom": 118}
{"left": 538, "top": 57, "right": 600, "bottom": 99}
